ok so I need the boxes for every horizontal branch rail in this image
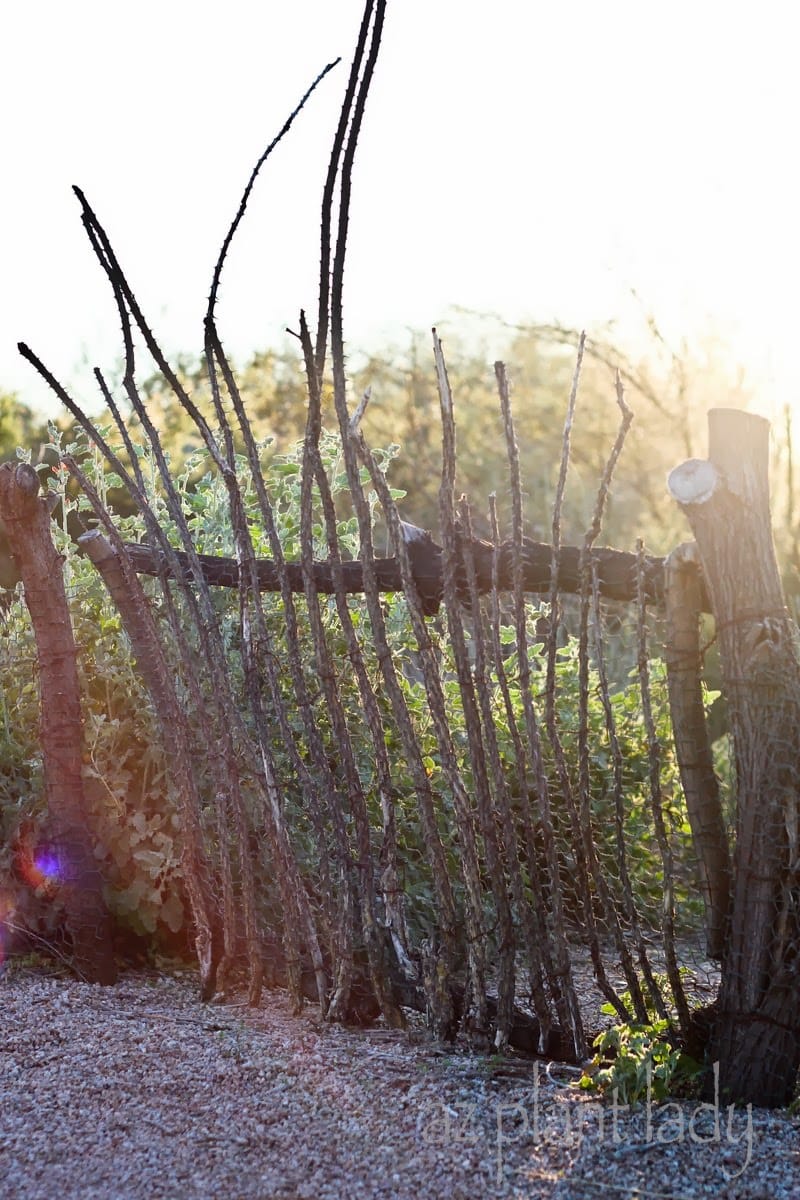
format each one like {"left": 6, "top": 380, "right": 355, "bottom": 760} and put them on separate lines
{"left": 120, "top": 524, "right": 677, "bottom": 612}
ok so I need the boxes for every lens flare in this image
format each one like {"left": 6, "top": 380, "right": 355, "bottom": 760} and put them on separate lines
{"left": 18, "top": 845, "right": 62, "bottom": 895}
{"left": 33, "top": 851, "right": 61, "bottom": 883}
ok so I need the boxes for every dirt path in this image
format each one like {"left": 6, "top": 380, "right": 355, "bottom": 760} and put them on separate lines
{"left": 1, "top": 966, "right": 797, "bottom": 1198}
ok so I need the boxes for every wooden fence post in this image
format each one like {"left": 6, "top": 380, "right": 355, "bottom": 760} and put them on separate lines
{"left": 664, "top": 541, "right": 731, "bottom": 959}
{"left": 668, "top": 408, "right": 800, "bottom": 1106}
{"left": 0, "top": 463, "right": 116, "bottom": 984}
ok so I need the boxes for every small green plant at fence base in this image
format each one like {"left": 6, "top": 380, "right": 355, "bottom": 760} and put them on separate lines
{"left": 579, "top": 1020, "right": 702, "bottom": 1106}
{"left": 580, "top": 999, "right": 703, "bottom": 1106}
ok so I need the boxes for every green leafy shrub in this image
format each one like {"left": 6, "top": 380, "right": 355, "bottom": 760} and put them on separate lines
{"left": 0, "top": 421, "right": 702, "bottom": 964}
{"left": 0, "top": 436, "right": 184, "bottom": 949}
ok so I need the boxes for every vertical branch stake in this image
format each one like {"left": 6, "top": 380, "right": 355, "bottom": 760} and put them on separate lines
{"left": 664, "top": 540, "right": 731, "bottom": 960}
{"left": 0, "top": 463, "right": 116, "bottom": 984}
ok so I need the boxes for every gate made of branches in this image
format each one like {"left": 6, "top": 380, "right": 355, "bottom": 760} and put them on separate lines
{"left": 3, "top": 0, "right": 799, "bottom": 1110}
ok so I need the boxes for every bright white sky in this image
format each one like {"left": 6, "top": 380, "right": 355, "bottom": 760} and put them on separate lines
{"left": 2, "top": 0, "right": 799, "bottom": 420}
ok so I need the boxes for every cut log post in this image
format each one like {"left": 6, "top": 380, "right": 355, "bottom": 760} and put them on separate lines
{"left": 664, "top": 541, "right": 731, "bottom": 960}
{"left": 668, "top": 409, "right": 800, "bottom": 1107}
{"left": 0, "top": 463, "right": 116, "bottom": 984}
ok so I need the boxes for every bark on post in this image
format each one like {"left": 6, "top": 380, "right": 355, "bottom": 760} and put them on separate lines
{"left": 0, "top": 463, "right": 116, "bottom": 984}
{"left": 664, "top": 541, "right": 731, "bottom": 959}
{"left": 668, "top": 409, "right": 800, "bottom": 1106}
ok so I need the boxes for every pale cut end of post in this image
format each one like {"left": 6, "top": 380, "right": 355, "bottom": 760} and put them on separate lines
{"left": 667, "top": 458, "right": 719, "bottom": 506}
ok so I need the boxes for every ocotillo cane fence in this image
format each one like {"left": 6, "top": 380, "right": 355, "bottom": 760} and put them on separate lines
{"left": 5, "top": 365, "right": 791, "bottom": 1107}
{"left": 2, "top": 0, "right": 798, "bottom": 1107}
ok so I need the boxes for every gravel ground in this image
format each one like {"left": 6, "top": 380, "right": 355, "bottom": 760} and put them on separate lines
{"left": 1, "top": 965, "right": 799, "bottom": 1199}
